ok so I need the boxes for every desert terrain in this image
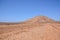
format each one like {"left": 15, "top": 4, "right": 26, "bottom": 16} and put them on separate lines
{"left": 0, "top": 16, "right": 60, "bottom": 40}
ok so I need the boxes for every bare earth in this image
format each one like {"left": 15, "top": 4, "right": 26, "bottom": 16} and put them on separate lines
{"left": 0, "top": 16, "right": 60, "bottom": 40}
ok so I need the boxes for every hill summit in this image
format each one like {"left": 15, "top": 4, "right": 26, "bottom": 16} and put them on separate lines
{"left": 26, "top": 16, "right": 55, "bottom": 23}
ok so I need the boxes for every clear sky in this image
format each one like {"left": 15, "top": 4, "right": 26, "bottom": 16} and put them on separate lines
{"left": 0, "top": 0, "right": 60, "bottom": 22}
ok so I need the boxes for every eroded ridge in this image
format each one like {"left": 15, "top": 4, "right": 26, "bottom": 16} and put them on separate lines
{"left": 0, "top": 16, "right": 60, "bottom": 40}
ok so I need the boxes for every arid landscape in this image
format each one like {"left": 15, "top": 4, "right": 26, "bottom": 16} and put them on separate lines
{"left": 0, "top": 16, "right": 60, "bottom": 40}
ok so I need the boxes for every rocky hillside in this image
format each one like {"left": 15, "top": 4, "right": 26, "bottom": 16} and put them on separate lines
{"left": 0, "top": 16, "right": 60, "bottom": 40}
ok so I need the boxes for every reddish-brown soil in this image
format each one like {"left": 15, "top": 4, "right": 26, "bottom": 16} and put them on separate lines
{"left": 0, "top": 16, "right": 60, "bottom": 40}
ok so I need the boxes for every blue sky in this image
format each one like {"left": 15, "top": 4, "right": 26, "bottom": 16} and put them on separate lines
{"left": 0, "top": 0, "right": 60, "bottom": 22}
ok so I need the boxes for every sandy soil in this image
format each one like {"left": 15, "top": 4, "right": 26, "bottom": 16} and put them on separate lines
{"left": 0, "top": 16, "right": 60, "bottom": 40}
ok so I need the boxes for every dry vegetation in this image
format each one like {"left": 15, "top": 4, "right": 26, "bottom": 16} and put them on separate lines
{"left": 0, "top": 16, "right": 60, "bottom": 40}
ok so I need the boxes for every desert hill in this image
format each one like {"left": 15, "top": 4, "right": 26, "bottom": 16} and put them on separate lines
{"left": 0, "top": 16, "right": 60, "bottom": 40}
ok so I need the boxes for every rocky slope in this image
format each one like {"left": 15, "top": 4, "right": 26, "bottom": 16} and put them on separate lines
{"left": 0, "top": 16, "right": 60, "bottom": 40}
